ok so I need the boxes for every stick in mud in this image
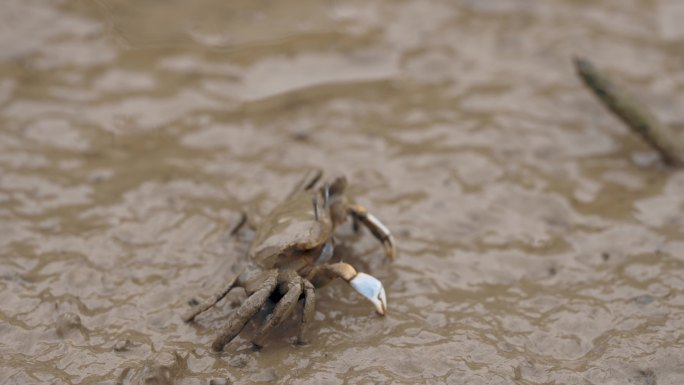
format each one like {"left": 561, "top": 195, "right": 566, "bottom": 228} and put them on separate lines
{"left": 574, "top": 57, "right": 684, "bottom": 167}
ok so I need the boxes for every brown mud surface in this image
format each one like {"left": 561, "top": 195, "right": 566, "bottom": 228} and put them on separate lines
{"left": 2, "top": 0, "right": 684, "bottom": 384}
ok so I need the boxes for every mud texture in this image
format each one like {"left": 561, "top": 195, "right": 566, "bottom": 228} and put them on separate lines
{"left": 2, "top": 0, "right": 684, "bottom": 384}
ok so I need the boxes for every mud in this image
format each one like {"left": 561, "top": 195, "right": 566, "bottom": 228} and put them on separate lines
{"left": 2, "top": 0, "right": 684, "bottom": 384}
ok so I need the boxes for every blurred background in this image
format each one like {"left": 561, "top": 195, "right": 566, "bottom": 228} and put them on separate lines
{"left": 1, "top": 0, "right": 684, "bottom": 384}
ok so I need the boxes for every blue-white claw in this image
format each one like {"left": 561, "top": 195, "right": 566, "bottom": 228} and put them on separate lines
{"left": 349, "top": 273, "right": 387, "bottom": 315}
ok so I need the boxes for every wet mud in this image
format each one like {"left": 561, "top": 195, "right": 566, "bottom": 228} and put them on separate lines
{"left": 2, "top": 0, "right": 684, "bottom": 384}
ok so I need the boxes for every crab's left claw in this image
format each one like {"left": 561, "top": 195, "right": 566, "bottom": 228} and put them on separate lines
{"left": 350, "top": 272, "right": 387, "bottom": 315}
{"left": 348, "top": 204, "right": 396, "bottom": 260}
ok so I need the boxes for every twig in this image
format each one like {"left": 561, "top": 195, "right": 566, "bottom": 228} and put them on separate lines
{"left": 574, "top": 57, "right": 684, "bottom": 167}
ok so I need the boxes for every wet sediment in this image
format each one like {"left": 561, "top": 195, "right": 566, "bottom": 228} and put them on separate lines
{"left": 2, "top": 0, "right": 684, "bottom": 384}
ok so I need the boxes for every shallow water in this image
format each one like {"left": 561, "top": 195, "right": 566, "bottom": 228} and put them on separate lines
{"left": 2, "top": 0, "right": 684, "bottom": 384}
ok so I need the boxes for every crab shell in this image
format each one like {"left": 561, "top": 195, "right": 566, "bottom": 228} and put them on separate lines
{"left": 248, "top": 186, "right": 335, "bottom": 270}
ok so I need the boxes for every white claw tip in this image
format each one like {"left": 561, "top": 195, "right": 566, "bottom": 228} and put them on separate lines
{"left": 350, "top": 272, "right": 387, "bottom": 315}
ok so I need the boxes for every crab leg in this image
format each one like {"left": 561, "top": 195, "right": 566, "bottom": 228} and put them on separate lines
{"left": 287, "top": 169, "right": 323, "bottom": 199}
{"left": 251, "top": 270, "right": 304, "bottom": 347}
{"left": 182, "top": 274, "right": 241, "bottom": 323}
{"left": 307, "top": 262, "right": 387, "bottom": 315}
{"left": 229, "top": 211, "right": 249, "bottom": 235}
{"left": 184, "top": 212, "right": 255, "bottom": 323}
{"left": 298, "top": 280, "right": 316, "bottom": 345}
{"left": 348, "top": 204, "right": 397, "bottom": 260}
{"left": 212, "top": 269, "right": 279, "bottom": 351}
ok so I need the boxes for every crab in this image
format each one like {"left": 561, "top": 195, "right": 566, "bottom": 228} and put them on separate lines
{"left": 183, "top": 170, "right": 396, "bottom": 351}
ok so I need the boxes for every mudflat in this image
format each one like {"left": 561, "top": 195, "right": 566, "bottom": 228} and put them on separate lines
{"left": 1, "top": 1, "right": 683, "bottom": 384}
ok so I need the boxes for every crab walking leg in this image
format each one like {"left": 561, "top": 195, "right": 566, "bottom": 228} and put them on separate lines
{"left": 287, "top": 168, "right": 323, "bottom": 199}
{"left": 228, "top": 211, "right": 249, "bottom": 236}
{"left": 183, "top": 213, "right": 254, "bottom": 323}
{"left": 183, "top": 274, "right": 241, "bottom": 323}
{"left": 251, "top": 271, "right": 303, "bottom": 347}
{"left": 212, "top": 269, "right": 279, "bottom": 352}
{"left": 348, "top": 204, "right": 397, "bottom": 260}
{"left": 297, "top": 279, "right": 316, "bottom": 345}
{"left": 307, "top": 262, "right": 387, "bottom": 315}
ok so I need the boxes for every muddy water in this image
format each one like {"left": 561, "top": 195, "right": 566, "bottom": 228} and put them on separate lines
{"left": 2, "top": 0, "right": 684, "bottom": 384}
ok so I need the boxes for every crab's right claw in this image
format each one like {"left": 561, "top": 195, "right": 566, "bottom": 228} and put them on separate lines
{"left": 348, "top": 204, "right": 396, "bottom": 260}
{"left": 350, "top": 272, "right": 387, "bottom": 315}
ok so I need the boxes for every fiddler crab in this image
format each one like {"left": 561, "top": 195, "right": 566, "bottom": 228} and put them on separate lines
{"left": 183, "top": 170, "right": 396, "bottom": 351}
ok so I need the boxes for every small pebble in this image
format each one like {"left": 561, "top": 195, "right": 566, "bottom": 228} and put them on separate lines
{"left": 56, "top": 313, "right": 82, "bottom": 338}
{"left": 228, "top": 354, "right": 249, "bottom": 368}
{"left": 637, "top": 369, "right": 656, "bottom": 385}
{"left": 113, "top": 339, "right": 132, "bottom": 352}
{"left": 633, "top": 295, "right": 655, "bottom": 305}
{"left": 209, "top": 379, "right": 232, "bottom": 385}
{"left": 291, "top": 132, "right": 310, "bottom": 142}
{"left": 253, "top": 368, "right": 277, "bottom": 383}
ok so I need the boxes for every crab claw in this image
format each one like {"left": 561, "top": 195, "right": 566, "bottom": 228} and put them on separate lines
{"left": 350, "top": 272, "right": 387, "bottom": 315}
{"left": 307, "top": 262, "right": 388, "bottom": 315}
{"left": 348, "top": 204, "right": 397, "bottom": 261}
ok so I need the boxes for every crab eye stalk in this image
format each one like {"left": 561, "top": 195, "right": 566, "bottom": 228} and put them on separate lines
{"left": 349, "top": 272, "right": 387, "bottom": 315}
